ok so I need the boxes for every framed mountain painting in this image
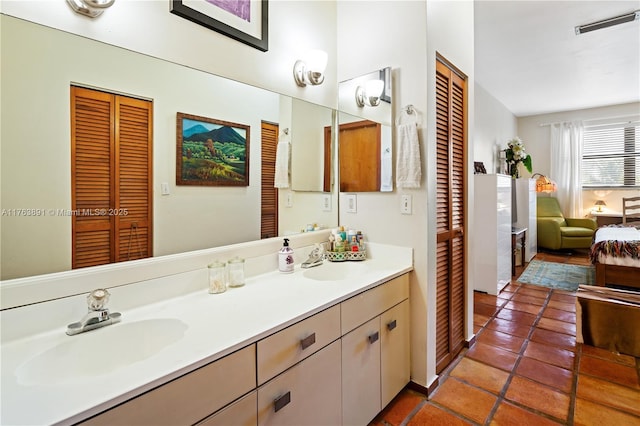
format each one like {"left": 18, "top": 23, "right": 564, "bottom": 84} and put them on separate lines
{"left": 176, "top": 112, "right": 250, "bottom": 186}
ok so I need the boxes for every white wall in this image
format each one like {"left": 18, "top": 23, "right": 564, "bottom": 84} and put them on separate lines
{"left": 474, "top": 83, "right": 518, "bottom": 173}
{"left": 517, "top": 102, "right": 640, "bottom": 214}
{"left": 337, "top": 0, "right": 475, "bottom": 390}
{"left": 0, "top": 0, "right": 337, "bottom": 109}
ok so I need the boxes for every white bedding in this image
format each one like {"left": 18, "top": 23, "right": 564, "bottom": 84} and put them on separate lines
{"left": 594, "top": 226, "right": 640, "bottom": 267}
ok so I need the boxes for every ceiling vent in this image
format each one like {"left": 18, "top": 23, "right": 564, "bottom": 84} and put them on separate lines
{"left": 575, "top": 10, "right": 640, "bottom": 35}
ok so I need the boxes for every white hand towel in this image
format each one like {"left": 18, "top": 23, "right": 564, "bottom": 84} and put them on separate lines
{"left": 274, "top": 140, "right": 290, "bottom": 188}
{"left": 396, "top": 122, "right": 421, "bottom": 188}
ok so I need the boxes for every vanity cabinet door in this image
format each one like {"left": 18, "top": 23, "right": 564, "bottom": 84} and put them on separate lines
{"left": 341, "top": 317, "right": 381, "bottom": 426}
{"left": 257, "top": 305, "right": 340, "bottom": 385}
{"left": 80, "top": 345, "right": 256, "bottom": 426}
{"left": 198, "top": 391, "right": 257, "bottom": 426}
{"left": 341, "top": 274, "right": 409, "bottom": 334}
{"left": 381, "top": 299, "right": 410, "bottom": 407}
{"left": 257, "top": 340, "right": 341, "bottom": 426}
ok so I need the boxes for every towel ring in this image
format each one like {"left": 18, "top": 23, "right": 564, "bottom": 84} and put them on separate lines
{"left": 396, "top": 104, "right": 419, "bottom": 126}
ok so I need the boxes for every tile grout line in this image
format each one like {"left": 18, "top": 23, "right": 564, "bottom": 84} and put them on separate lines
{"left": 482, "top": 284, "right": 572, "bottom": 425}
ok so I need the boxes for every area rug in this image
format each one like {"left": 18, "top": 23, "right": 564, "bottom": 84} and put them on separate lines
{"left": 517, "top": 260, "right": 595, "bottom": 291}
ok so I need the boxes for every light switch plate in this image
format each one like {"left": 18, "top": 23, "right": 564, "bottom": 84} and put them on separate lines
{"left": 401, "top": 194, "right": 412, "bottom": 214}
{"left": 161, "top": 182, "right": 170, "bottom": 195}
{"left": 286, "top": 192, "right": 293, "bottom": 208}
{"left": 322, "top": 194, "right": 332, "bottom": 212}
{"left": 346, "top": 194, "right": 357, "bottom": 213}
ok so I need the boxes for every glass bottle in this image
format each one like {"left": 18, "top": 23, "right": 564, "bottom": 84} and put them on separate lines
{"left": 228, "top": 256, "right": 246, "bottom": 287}
{"left": 208, "top": 261, "right": 227, "bottom": 294}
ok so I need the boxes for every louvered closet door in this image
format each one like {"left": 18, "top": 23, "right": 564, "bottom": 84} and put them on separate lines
{"left": 71, "top": 87, "right": 115, "bottom": 268}
{"left": 435, "top": 59, "right": 467, "bottom": 374}
{"left": 115, "top": 96, "right": 153, "bottom": 262}
{"left": 261, "top": 121, "right": 278, "bottom": 239}
{"left": 71, "top": 86, "right": 152, "bottom": 269}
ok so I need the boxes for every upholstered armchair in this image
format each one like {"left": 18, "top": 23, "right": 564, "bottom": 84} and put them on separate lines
{"left": 537, "top": 197, "right": 597, "bottom": 250}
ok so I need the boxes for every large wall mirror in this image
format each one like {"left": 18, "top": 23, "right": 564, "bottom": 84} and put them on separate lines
{"left": 338, "top": 67, "right": 392, "bottom": 192}
{"left": 0, "top": 16, "right": 337, "bottom": 280}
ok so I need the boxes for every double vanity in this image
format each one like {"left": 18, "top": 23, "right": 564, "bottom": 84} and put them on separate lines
{"left": 1, "top": 233, "right": 413, "bottom": 425}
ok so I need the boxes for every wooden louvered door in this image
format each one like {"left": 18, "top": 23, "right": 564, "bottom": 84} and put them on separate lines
{"left": 71, "top": 86, "right": 152, "bottom": 269}
{"left": 261, "top": 121, "right": 278, "bottom": 239}
{"left": 435, "top": 58, "right": 467, "bottom": 374}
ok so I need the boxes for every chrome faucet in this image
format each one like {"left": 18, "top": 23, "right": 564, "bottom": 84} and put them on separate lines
{"left": 301, "top": 243, "right": 325, "bottom": 269}
{"left": 66, "top": 288, "right": 122, "bottom": 336}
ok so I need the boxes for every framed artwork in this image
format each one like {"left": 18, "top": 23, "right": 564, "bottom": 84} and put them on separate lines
{"left": 176, "top": 112, "right": 250, "bottom": 186}
{"left": 170, "top": 0, "right": 268, "bottom": 52}
{"left": 474, "top": 161, "right": 487, "bottom": 174}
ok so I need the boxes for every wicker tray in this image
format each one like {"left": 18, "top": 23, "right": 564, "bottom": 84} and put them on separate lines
{"left": 324, "top": 250, "right": 367, "bottom": 262}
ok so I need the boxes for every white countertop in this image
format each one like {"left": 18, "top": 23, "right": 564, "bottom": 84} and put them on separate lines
{"left": 1, "top": 254, "right": 412, "bottom": 425}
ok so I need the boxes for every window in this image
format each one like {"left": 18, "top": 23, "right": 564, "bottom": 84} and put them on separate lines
{"left": 582, "top": 121, "right": 640, "bottom": 188}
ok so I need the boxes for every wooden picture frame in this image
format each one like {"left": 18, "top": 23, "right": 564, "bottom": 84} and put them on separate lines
{"left": 170, "top": 0, "right": 268, "bottom": 52}
{"left": 176, "top": 112, "right": 250, "bottom": 186}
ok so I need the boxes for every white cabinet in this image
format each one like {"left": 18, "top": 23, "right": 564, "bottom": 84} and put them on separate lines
{"left": 257, "top": 341, "right": 341, "bottom": 426}
{"left": 474, "top": 174, "right": 512, "bottom": 295}
{"left": 80, "top": 345, "right": 256, "bottom": 426}
{"left": 198, "top": 392, "right": 257, "bottom": 426}
{"left": 381, "top": 299, "right": 410, "bottom": 407}
{"left": 514, "top": 178, "right": 537, "bottom": 262}
{"left": 341, "top": 274, "right": 410, "bottom": 425}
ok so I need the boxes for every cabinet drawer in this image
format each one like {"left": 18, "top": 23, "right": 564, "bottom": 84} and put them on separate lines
{"left": 257, "top": 304, "right": 340, "bottom": 385}
{"left": 341, "top": 274, "right": 409, "bottom": 334}
{"left": 198, "top": 391, "right": 257, "bottom": 426}
{"left": 81, "top": 345, "right": 256, "bottom": 426}
{"left": 257, "top": 340, "right": 341, "bottom": 426}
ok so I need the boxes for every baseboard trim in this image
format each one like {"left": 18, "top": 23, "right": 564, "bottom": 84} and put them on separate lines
{"left": 465, "top": 334, "right": 476, "bottom": 348}
{"left": 408, "top": 378, "right": 439, "bottom": 397}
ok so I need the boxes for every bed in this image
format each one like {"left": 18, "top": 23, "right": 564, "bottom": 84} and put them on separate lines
{"left": 589, "top": 225, "right": 640, "bottom": 289}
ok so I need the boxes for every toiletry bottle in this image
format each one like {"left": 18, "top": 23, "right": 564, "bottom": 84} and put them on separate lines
{"left": 350, "top": 235, "right": 359, "bottom": 252}
{"left": 279, "top": 238, "right": 295, "bottom": 273}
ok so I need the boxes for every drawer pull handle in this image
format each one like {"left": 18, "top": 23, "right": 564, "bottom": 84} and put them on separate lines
{"left": 300, "top": 333, "right": 316, "bottom": 350}
{"left": 368, "top": 331, "right": 379, "bottom": 344}
{"left": 274, "top": 391, "right": 291, "bottom": 412}
{"left": 387, "top": 320, "right": 397, "bottom": 331}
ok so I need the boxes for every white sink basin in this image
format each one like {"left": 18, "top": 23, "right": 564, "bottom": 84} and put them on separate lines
{"left": 16, "top": 318, "right": 188, "bottom": 386}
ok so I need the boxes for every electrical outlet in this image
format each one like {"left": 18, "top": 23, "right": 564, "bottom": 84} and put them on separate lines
{"left": 286, "top": 192, "right": 293, "bottom": 208}
{"left": 401, "top": 194, "right": 412, "bottom": 214}
{"left": 346, "top": 194, "right": 357, "bottom": 213}
{"left": 322, "top": 194, "right": 331, "bottom": 211}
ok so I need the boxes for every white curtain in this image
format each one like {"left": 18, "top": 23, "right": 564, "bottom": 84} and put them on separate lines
{"left": 550, "top": 121, "right": 584, "bottom": 217}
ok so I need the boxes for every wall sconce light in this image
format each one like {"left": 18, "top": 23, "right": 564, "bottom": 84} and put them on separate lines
{"left": 355, "top": 79, "right": 385, "bottom": 107}
{"left": 293, "top": 50, "right": 328, "bottom": 87}
{"left": 594, "top": 200, "right": 606, "bottom": 212}
{"left": 532, "top": 173, "right": 557, "bottom": 193}
{"left": 67, "top": 0, "right": 115, "bottom": 18}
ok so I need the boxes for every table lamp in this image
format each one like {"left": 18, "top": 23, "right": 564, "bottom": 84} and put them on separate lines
{"left": 595, "top": 200, "right": 606, "bottom": 212}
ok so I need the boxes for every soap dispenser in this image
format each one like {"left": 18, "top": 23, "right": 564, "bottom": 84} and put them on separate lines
{"left": 279, "top": 238, "right": 294, "bottom": 273}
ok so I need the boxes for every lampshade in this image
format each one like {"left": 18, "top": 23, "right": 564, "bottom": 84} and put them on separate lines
{"left": 355, "top": 79, "right": 385, "bottom": 107}
{"left": 293, "top": 49, "right": 328, "bottom": 87}
{"left": 305, "top": 50, "right": 328, "bottom": 74}
{"left": 532, "top": 173, "right": 556, "bottom": 193}
{"left": 595, "top": 200, "right": 606, "bottom": 212}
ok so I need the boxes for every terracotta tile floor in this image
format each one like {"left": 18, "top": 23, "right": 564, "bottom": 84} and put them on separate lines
{"left": 371, "top": 250, "right": 640, "bottom": 426}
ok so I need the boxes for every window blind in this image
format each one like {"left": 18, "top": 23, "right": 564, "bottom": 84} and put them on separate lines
{"left": 582, "top": 121, "right": 640, "bottom": 187}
